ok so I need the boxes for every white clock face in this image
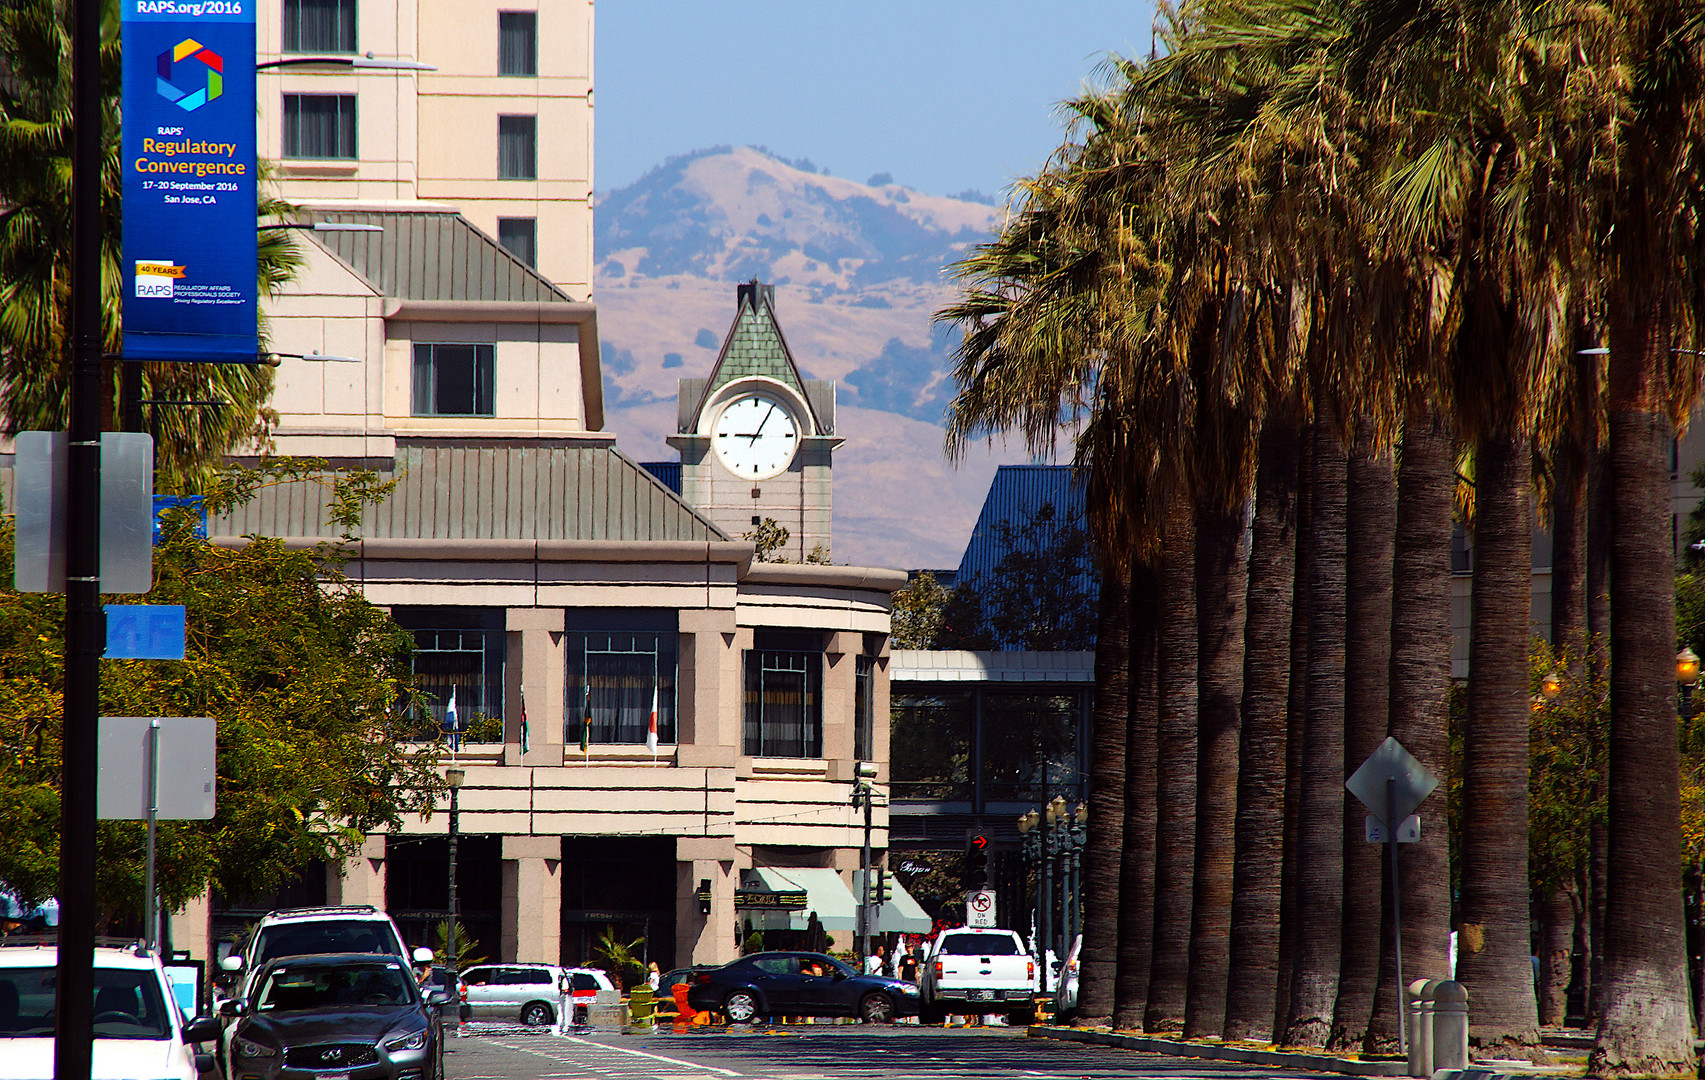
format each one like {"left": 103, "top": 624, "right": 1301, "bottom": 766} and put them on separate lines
{"left": 712, "top": 393, "right": 799, "bottom": 479}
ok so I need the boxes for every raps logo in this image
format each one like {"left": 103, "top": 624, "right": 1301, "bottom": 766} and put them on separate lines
{"left": 156, "top": 39, "right": 223, "bottom": 112}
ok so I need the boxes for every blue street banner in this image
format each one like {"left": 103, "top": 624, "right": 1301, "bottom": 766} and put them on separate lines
{"left": 121, "top": 0, "right": 258, "bottom": 364}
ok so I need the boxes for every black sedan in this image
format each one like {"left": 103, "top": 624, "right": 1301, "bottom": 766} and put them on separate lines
{"left": 221, "top": 953, "right": 446, "bottom": 1080}
{"left": 685, "top": 951, "right": 920, "bottom": 1024}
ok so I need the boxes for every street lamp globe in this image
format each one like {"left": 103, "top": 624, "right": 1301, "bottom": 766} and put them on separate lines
{"left": 1679, "top": 647, "right": 1702, "bottom": 687}
{"left": 1022, "top": 810, "right": 1041, "bottom": 833}
{"left": 1048, "top": 794, "right": 1067, "bottom": 822}
{"left": 445, "top": 767, "right": 466, "bottom": 789}
{"left": 1016, "top": 812, "right": 1034, "bottom": 834}
{"left": 1540, "top": 670, "right": 1562, "bottom": 700}
{"left": 1074, "top": 802, "right": 1089, "bottom": 825}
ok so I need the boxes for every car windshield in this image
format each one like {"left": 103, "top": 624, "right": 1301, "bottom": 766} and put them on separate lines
{"left": 251, "top": 920, "right": 398, "bottom": 965}
{"left": 256, "top": 962, "right": 415, "bottom": 1011}
{"left": 939, "top": 934, "right": 1020, "bottom": 956}
{"left": 0, "top": 966, "right": 172, "bottom": 1040}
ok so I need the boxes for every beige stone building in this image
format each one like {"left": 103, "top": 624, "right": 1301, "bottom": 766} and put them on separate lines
{"left": 154, "top": 1, "right": 923, "bottom": 973}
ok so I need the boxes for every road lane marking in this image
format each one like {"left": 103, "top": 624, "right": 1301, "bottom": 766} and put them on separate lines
{"left": 554, "top": 1036, "right": 744, "bottom": 1076}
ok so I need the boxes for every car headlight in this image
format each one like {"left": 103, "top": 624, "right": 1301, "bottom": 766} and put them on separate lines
{"left": 900, "top": 984, "right": 920, "bottom": 994}
{"left": 233, "top": 1036, "right": 276, "bottom": 1059}
{"left": 383, "top": 1029, "right": 428, "bottom": 1052}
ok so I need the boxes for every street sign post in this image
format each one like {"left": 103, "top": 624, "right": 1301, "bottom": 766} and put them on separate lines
{"left": 1346, "top": 736, "right": 1440, "bottom": 1057}
{"left": 98, "top": 717, "right": 217, "bottom": 950}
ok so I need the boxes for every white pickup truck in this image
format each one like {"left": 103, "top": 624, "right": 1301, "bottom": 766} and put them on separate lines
{"left": 917, "top": 927, "right": 1036, "bottom": 1024}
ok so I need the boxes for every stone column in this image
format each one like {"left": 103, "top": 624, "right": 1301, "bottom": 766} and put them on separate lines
{"left": 821, "top": 631, "right": 857, "bottom": 766}
{"left": 505, "top": 608, "right": 565, "bottom": 766}
{"left": 327, "top": 835, "right": 387, "bottom": 907}
{"left": 676, "top": 836, "right": 739, "bottom": 968}
{"left": 501, "top": 835, "right": 562, "bottom": 963}
{"left": 677, "top": 609, "right": 740, "bottom": 767}
{"left": 168, "top": 888, "right": 212, "bottom": 964}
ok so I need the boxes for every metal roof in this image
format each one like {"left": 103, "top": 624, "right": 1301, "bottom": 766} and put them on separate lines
{"left": 955, "top": 465, "right": 1093, "bottom": 585}
{"left": 209, "top": 444, "right": 727, "bottom": 542}
{"left": 889, "top": 649, "right": 1097, "bottom": 683}
{"left": 307, "top": 210, "right": 574, "bottom": 304}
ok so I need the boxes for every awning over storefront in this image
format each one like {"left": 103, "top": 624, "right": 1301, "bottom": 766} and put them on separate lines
{"left": 740, "top": 867, "right": 859, "bottom": 932}
{"left": 874, "top": 877, "right": 933, "bottom": 934}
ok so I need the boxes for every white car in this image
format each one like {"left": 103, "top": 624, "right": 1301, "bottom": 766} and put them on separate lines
{"left": 0, "top": 939, "right": 221, "bottom": 1080}
{"left": 218, "top": 905, "right": 431, "bottom": 998}
{"left": 458, "top": 964, "right": 612, "bottom": 1025}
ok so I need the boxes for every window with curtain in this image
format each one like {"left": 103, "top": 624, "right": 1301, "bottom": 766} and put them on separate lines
{"left": 498, "top": 115, "right": 536, "bottom": 180}
{"left": 854, "top": 654, "right": 875, "bottom": 762}
{"left": 566, "top": 632, "right": 677, "bottom": 745}
{"left": 498, "top": 12, "right": 537, "bottom": 76}
{"left": 411, "top": 343, "right": 495, "bottom": 416}
{"left": 497, "top": 218, "right": 537, "bottom": 267}
{"left": 406, "top": 628, "right": 505, "bottom": 736}
{"left": 283, "top": 94, "right": 357, "bottom": 160}
{"left": 743, "top": 639, "right": 823, "bottom": 758}
{"left": 284, "top": 0, "right": 357, "bottom": 53}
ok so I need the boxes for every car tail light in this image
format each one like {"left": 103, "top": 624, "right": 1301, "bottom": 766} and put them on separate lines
{"left": 1027, "top": 960, "right": 1035, "bottom": 979}
{"left": 695, "top": 971, "right": 712, "bottom": 984}
{"left": 934, "top": 960, "right": 943, "bottom": 979}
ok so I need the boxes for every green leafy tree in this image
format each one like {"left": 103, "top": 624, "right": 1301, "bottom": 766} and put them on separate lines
{"left": 742, "top": 518, "right": 790, "bottom": 562}
{"left": 943, "top": 502, "right": 1097, "bottom": 652}
{"left": 0, "top": 461, "right": 442, "bottom": 926}
{"left": 590, "top": 927, "right": 645, "bottom": 990}
{"left": 889, "top": 571, "right": 951, "bottom": 649}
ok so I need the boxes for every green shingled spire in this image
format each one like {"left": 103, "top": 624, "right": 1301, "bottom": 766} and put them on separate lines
{"left": 703, "top": 280, "right": 808, "bottom": 402}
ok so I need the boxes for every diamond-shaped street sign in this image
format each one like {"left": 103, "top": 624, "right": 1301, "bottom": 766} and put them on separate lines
{"left": 1347, "top": 736, "right": 1439, "bottom": 827}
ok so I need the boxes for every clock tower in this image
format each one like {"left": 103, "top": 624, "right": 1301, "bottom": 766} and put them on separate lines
{"left": 669, "top": 281, "right": 840, "bottom": 560}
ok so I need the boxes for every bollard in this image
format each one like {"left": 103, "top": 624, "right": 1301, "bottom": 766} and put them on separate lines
{"left": 628, "top": 985, "right": 655, "bottom": 1033}
{"left": 1430, "top": 980, "right": 1469, "bottom": 1071}
{"left": 1407, "top": 979, "right": 1439, "bottom": 1078}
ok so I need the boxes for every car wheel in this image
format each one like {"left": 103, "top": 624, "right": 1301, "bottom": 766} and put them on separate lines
{"left": 859, "top": 992, "right": 895, "bottom": 1024}
{"left": 520, "top": 1001, "right": 555, "bottom": 1026}
{"left": 723, "top": 990, "right": 760, "bottom": 1023}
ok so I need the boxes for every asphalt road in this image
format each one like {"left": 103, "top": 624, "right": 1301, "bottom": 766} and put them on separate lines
{"left": 444, "top": 1026, "right": 1335, "bottom": 1080}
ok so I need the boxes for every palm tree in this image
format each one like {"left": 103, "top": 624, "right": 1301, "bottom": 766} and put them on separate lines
{"left": 1078, "top": 568, "right": 1130, "bottom": 1025}
{"left": 1330, "top": 421, "right": 1395, "bottom": 1050}
{"left": 1284, "top": 417, "right": 1348, "bottom": 1047}
{"left": 1589, "top": 2, "right": 1705, "bottom": 1069}
{"left": 0, "top": 0, "right": 300, "bottom": 481}
{"left": 1276, "top": 440, "right": 1312, "bottom": 1037}
{"left": 1116, "top": 565, "right": 1161, "bottom": 1030}
{"left": 1223, "top": 414, "right": 1303, "bottom": 1043}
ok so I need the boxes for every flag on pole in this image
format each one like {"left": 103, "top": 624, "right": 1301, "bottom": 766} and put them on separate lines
{"left": 646, "top": 685, "right": 659, "bottom": 760}
{"left": 519, "top": 687, "right": 529, "bottom": 755}
{"left": 445, "top": 686, "right": 460, "bottom": 753}
{"left": 580, "top": 683, "right": 592, "bottom": 761}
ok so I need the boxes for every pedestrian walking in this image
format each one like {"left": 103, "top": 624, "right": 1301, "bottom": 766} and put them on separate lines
{"left": 646, "top": 962, "right": 660, "bottom": 991}
{"left": 864, "top": 948, "right": 885, "bottom": 976}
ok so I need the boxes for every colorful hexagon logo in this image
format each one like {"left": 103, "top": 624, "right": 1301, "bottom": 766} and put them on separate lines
{"left": 156, "top": 38, "right": 223, "bottom": 112}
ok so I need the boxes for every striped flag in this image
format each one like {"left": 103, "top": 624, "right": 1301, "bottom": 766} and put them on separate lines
{"left": 445, "top": 687, "right": 460, "bottom": 753}
{"left": 519, "top": 687, "right": 529, "bottom": 755}
{"left": 646, "top": 685, "right": 659, "bottom": 759}
{"left": 580, "top": 683, "right": 592, "bottom": 760}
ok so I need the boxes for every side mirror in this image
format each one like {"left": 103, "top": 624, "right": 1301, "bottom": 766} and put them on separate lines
{"left": 219, "top": 955, "right": 245, "bottom": 973}
{"left": 218, "top": 999, "right": 248, "bottom": 1018}
{"left": 426, "top": 988, "right": 449, "bottom": 1006}
{"left": 182, "top": 1016, "right": 222, "bottom": 1043}
{"left": 412, "top": 947, "right": 435, "bottom": 964}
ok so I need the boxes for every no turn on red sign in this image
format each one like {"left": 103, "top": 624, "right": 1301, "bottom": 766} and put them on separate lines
{"left": 966, "top": 889, "right": 997, "bottom": 927}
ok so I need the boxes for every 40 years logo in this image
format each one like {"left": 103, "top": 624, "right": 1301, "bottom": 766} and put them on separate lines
{"left": 155, "top": 38, "right": 223, "bottom": 112}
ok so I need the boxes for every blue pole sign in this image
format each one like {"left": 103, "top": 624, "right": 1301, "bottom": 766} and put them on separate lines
{"left": 121, "top": 0, "right": 258, "bottom": 364}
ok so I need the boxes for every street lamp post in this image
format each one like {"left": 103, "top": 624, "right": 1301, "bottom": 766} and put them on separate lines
{"left": 1680, "top": 647, "right": 1701, "bottom": 719}
{"left": 445, "top": 766, "right": 465, "bottom": 971}
{"left": 1064, "top": 802, "right": 1088, "bottom": 958}
{"left": 1016, "top": 810, "right": 1042, "bottom": 990}
{"left": 851, "top": 761, "right": 878, "bottom": 961}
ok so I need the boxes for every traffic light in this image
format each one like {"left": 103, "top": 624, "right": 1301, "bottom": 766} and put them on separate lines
{"left": 697, "top": 878, "right": 712, "bottom": 915}
{"left": 965, "top": 834, "right": 990, "bottom": 889}
{"left": 867, "top": 868, "right": 893, "bottom": 904}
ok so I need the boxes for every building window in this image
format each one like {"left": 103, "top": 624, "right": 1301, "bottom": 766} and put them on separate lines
{"left": 497, "top": 217, "right": 537, "bottom": 267}
{"left": 391, "top": 608, "right": 506, "bottom": 741}
{"left": 980, "top": 691, "right": 1083, "bottom": 804}
{"left": 283, "top": 94, "right": 357, "bottom": 160}
{"left": 889, "top": 691, "right": 973, "bottom": 802}
{"left": 743, "top": 631, "right": 823, "bottom": 758}
{"left": 498, "top": 115, "right": 536, "bottom": 179}
{"left": 854, "top": 654, "right": 875, "bottom": 762}
{"left": 284, "top": 0, "right": 357, "bottom": 53}
{"left": 498, "top": 12, "right": 537, "bottom": 76}
{"left": 412, "top": 343, "right": 495, "bottom": 417}
{"left": 566, "top": 631, "right": 677, "bottom": 746}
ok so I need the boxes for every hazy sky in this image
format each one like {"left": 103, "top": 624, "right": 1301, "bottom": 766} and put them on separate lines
{"left": 596, "top": 2, "right": 1158, "bottom": 200}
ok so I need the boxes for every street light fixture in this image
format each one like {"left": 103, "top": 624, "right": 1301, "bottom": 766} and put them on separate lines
{"left": 1680, "top": 647, "right": 1702, "bottom": 720}
{"left": 256, "top": 53, "right": 435, "bottom": 72}
{"left": 1540, "top": 670, "right": 1563, "bottom": 700}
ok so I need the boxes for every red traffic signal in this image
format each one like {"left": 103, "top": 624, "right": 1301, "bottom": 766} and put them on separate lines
{"left": 970, "top": 834, "right": 988, "bottom": 851}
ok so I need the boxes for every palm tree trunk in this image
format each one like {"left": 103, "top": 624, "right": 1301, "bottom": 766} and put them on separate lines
{"left": 1224, "top": 416, "right": 1303, "bottom": 1042}
{"left": 1079, "top": 567, "right": 1130, "bottom": 1025}
{"left": 1284, "top": 418, "right": 1348, "bottom": 1048}
{"left": 1330, "top": 420, "right": 1394, "bottom": 1051}
{"left": 1584, "top": 442, "right": 1610, "bottom": 1026}
{"left": 1590, "top": 309, "right": 1693, "bottom": 1074}
{"left": 1456, "top": 431, "right": 1540, "bottom": 1049}
{"left": 1538, "top": 886, "right": 1575, "bottom": 1027}
{"left": 1276, "top": 437, "right": 1314, "bottom": 1036}
{"left": 1114, "top": 564, "right": 1160, "bottom": 1030}
{"left": 1146, "top": 502, "right": 1198, "bottom": 1032}
{"left": 1184, "top": 505, "right": 1249, "bottom": 1037}
{"left": 1366, "top": 401, "right": 1456, "bottom": 1051}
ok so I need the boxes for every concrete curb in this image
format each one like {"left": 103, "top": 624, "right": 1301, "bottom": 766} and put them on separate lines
{"left": 1026, "top": 1025, "right": 1411, "bottom": 1076}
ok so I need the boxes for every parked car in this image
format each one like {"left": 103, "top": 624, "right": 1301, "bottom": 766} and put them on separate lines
{"left": 1053, "top": 934, "right": 1082, "bottom": 1021}
{"left": 917, "top": 927, "right": 1036, "bottom": 1024}
{"left": 457, "top": 963, "right": 613, "bottom": 1026}
{"left": 685, "top": 951, "right": 920, "bottom": 1024}
{"left": 0, "top": 938, "right": 221, "bottom": 1080}
{"left": 219, "top": 906, "right": 431, "bottom": 1000}
{"left": 221, "top": 952, "right": 445, "bottom": 1080}
{"left": 422, "top": 964, "right": 466, "bottom": 1024}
